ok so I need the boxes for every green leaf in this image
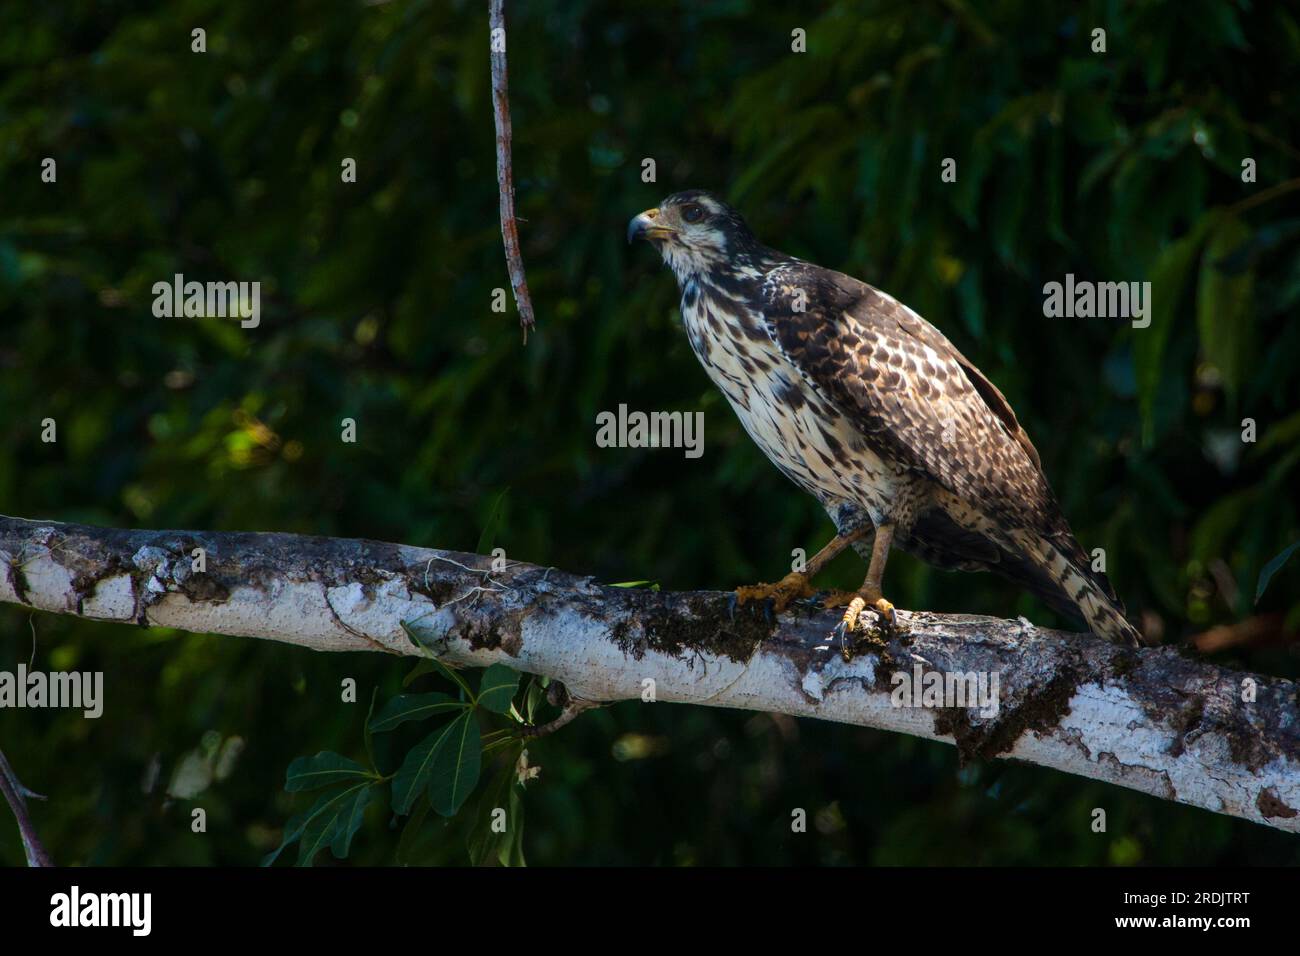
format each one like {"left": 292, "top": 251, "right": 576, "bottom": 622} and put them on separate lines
{"left": 284, "top": 752, "right": 371, "bottom": 792}
{"left": 296, "top": 783, "right": 374, "bottom": 866}
{"left": 368, "top": 692, "right": 466, "bottom": 733}
{"left": 524, "top": 677, "right": 545, "bottom": 724}
{"left": 395, "top": 796, "right": 433, "bottom": 865}
{"left": 466, "top": 752, "right": 522, "bottom": 866}
{"left": 1256, "top": 542, "right": 1300, "bottom": 604}
{"left": 502, "top": 776, "right": 526, "bottom": 867}
{"left": 391, "top": 718, "right": 465, "bottom": 815}
{"left": 477, "top": 664, "right": 521, "bottom": 714}
{"left": 1134, "top": 212, "right": 1217, "bottom": 444}
{"left": 329, "top": 784, "right": 373, "bottom": 860}
{"left": 1196, "top": 215, "right": 1253, "bottom": 402}
{"left": 428, "top": 710, "right": 482, "bottom": 817}
{"left": 475, "top": 487, "right": 510, "bottom": 556}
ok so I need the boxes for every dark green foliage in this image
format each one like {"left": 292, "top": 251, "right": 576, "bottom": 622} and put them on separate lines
{"left": 1, "top": 0, "right": 1298, "bottom": 865}
{"left": 272, "top": 654, "right": 530, "bottom": 865}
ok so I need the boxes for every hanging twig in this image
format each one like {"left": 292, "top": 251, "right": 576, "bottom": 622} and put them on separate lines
{"left": 0, "top": 747, "right": 52, "bottom": 867}
{"left": 489, "top": 0, "right": 536, "bottom": 343}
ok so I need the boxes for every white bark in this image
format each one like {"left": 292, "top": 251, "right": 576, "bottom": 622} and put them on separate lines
{"left": 1, "top": 515, "right": 1297, "bottom": 833}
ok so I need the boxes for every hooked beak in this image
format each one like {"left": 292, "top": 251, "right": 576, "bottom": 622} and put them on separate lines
{"left": 627, "top": 208, "right": 675, "bottom": 244}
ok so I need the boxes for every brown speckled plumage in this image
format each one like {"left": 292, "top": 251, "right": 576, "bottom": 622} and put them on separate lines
{"left": 629, "top": 190, "right": 1140, "bottom": 645}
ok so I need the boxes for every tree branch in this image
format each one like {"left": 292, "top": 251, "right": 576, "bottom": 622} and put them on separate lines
{"left": 1, "top": 515, "right": 1297, "bottom": 833}
{"left": 489, "top": 0, "right": 536, "bottom": 342}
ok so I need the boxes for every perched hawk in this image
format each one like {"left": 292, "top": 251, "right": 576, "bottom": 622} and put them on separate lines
{"left": 629, "top": 190, "right": 1141, "bottom": 648}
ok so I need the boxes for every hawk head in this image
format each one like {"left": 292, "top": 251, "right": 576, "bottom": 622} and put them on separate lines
{"left": 628, "top": 190, "right": 764, "bottom": 282}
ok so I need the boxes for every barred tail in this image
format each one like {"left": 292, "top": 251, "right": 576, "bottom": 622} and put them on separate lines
{"left": 1072, "top": 574, "right": 1143, "bottom": 646}
{"left": 1002, "top": 531, "right": 1145, "bottom": 646}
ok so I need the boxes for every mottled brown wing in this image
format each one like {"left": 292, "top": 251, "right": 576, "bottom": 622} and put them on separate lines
{"left": 759, "top": 262, "right": 1059, "bottom": 535}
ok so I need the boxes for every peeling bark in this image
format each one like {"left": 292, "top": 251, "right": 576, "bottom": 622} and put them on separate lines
{"left": 1, "top": 515, "right": 1297, "bottom": 833}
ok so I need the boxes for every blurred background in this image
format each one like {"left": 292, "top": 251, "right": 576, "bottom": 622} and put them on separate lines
{"left": 1, "top": 0, "right": 1298, "bottom": 865}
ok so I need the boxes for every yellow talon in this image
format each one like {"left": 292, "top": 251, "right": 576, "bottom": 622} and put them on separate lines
{"left": 872, "top": 597, "right": 895, "bottom": 625}
{"left": 838, "top": 593, "right": 894, "bottom": 634}
{"left": 841, "top": 596, "right": 867, "bottom": 633}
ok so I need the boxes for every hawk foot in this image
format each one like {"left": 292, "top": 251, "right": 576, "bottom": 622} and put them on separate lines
{"left": 831, "top": 591, "right": 896, "bottom": 662}
{"left": 733, "top": 571, "right": 815, "bottom": 614}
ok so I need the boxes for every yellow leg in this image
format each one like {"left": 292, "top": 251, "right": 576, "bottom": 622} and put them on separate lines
{"left": 832, "top": 524, "right": 897, "bottom": 658}
{"left": 734, "top": 526, "right": 870, "bottom": 613}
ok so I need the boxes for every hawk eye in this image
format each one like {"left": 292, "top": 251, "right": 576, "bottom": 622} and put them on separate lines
{"left": 681, "top": 203, "right": 705, "bottom": 224}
